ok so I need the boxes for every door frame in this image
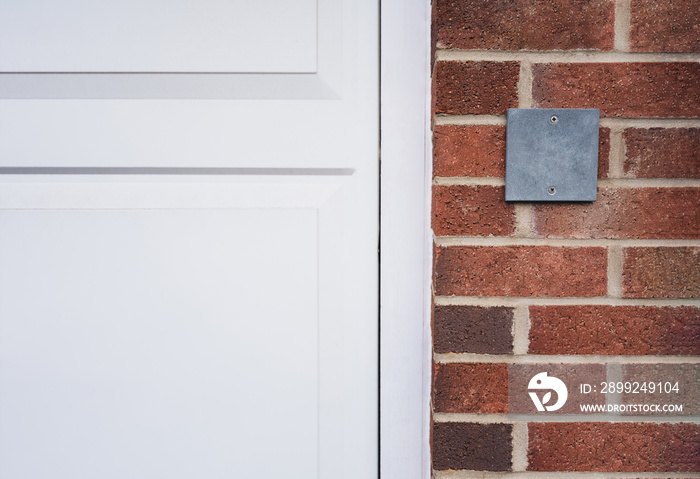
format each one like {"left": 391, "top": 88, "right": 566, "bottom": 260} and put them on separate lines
{"left": 380, "top": 0, "right": 431, "bottom": 477}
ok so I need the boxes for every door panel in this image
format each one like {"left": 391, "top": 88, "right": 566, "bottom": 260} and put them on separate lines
{"left": 0, "top": 0, "right": 378, "bottom": 477}
{"left": 0, "top": 174, "right": 377, "bottom": 478}
{"left": 0, "top": 0, "right": 342, "bottom": 99}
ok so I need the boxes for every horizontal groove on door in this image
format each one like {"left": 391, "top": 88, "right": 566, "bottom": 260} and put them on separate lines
{"left": 0, "top": 167, "right": 355, "bottom": 176}
{"left": 0, "top": 73, "right": 341, "bottom": 99}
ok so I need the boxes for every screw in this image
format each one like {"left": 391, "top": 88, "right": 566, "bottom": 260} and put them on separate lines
{"left": 548, "top": 186, "right": 557, "bottom": 195}
{"left": 550, "top": 115, "right": 558, "bottom": 124}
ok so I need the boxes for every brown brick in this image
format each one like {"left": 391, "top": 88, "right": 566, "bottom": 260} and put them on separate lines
{"left": 623, "top": 247, "right": 700, "bottom": 298}
{"left": 630, "top": 0, "right": 700, "bottom": 53}
{"left": 508, "top": 363, "right": 606, "bottom": 414}
{"left": 597, "top": 127, "right": 611, "bottom": 178}
{"left": 434, "top": 0, "right": 614, "bottom": 51}
{"left": 621, "top": 364, "right": 700, "bottom": 416}
{"left": 433, "top": 125, "right": 506, "bottom": 177}
{"left": 434, "top": 246, "right": 607, "bottom": 297}
{"left": 433, "top": 185, "right": 516, "bottom": 236}
{"left": 623, "top": 128, "right": 700, "bottom": 179}
{"left": 430, "top": 0, "right": 438, "bottom": 65}
{"left": 529, "top": 305, "right": 700, "bottom": 355}
{"left": 433, "top": 363, "right": 508, "bottom": 413}
{"left": 434, "top": 305, "right": 513, "bottom": 354}
{"left": 533, "top": 188, "right": 700, "bottom": 239}
{"left": 434, "top": 61, "right": 519, "bottom": 115}
{"left": 433, "top": 125, "right": 609, "bottom": 178}
{"left": 532, "top": 63, "right": 700, "bottom": 118}
{"left": 528, "top": 423, "right": 700, "bottom": 471}
{"left": 433, "top": 422, "right": 512, "bottom": 471}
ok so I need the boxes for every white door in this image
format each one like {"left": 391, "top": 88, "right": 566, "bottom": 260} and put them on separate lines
{"left": 0, "top": 1, "right": 379, "bottom": 478}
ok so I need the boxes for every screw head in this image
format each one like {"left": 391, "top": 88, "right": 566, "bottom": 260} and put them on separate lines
{"left": 550, "top": 115, "right": 558, "bottom": 124}
{"left": 548, "top": 186, "right": 557, "bottom": 195}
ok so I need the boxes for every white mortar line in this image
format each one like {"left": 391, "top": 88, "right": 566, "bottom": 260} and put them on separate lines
{"left": 434, "top": 177, "right": 505, "bottom": 186}
{"left": 614, "top": 0, "right": 631, "bottom": 52}
{"left": 434, "top": 114, "right": 506, "bottom": 126}
{"left": 432, "top": 177, "right": 700, "bottom": 187}
{"left": 433, "top": 413, "right": 512, "bottom": 424}
{"left": 605, "top": 364, "right": 624, "bottom": 420}
{"left": 511, "top": 422, "right": 528, "bottom": 472}
{"left": 517, "top": 61, "right": 532, "bottom": 108}
{"left": 434, "top": 354, "right": 700, "bottom": 364}
{"left": 607, "top": 127, "right": 625, "bottom": 178}
{"left": 512, "top": 305, "right": 530, "bottom": 355}
{"left": 435, "top": 50, "right": 700, "bottom": 63}
{"left": 607, "top": 246, "right": 623, "bottom": 298}
{"left": 598, "top": 178, "right": 700, "bottom": 187}
{"left": 435, "top": 115, "right": 700, "bottom": 127}
{"left": 434, "top": 412, "right": 700, "bottom": 423}
{"left": 435, "top": 237, "right": 700, "bottom": 247}
{"left": 600, "top": 118, "right": 700, "bottom": 128}
{"left": 434, "top": 471, "right": 700, "bottom": 479}
{"left": 434, "top": 296, "right": 700, "bottom": 307}
{"left": 513, "top": 204, "right": 534, "bottom": 238}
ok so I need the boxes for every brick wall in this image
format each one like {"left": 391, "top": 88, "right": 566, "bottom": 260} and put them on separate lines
{"left": 430, "top": 0, "right": 699, "bottom": 476}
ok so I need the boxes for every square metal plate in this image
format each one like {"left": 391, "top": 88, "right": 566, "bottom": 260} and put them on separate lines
{"left": 505, "top": 108, "right": 599, "bottom": 201}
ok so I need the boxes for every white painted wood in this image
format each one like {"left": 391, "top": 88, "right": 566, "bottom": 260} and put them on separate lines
{"left": 1, "top": 101, "right": 356, "bottom": 167}
{"left": 0, "top": 3, "right": 344, "bottom": 164}
{"left": 0, "top": 176, "right": 370, "bottom": 478}
{"left": 0, "top": 0, "right": 316, "bottom": 72}
{"left": 0, "top": 0, "right": 341, "bottom": 98}
{"left": 0, "top": 175, "right": 348, "bottom": 210}
{"left": 380, "top": 0, "right": 431, "bottom": 477}
{"left": 0, "top": 0, "right": 378, "bottom": 478}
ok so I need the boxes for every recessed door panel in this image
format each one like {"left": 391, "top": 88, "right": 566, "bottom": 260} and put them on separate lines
{"left": 0, "top": 207, "right": 318, "bottom": 478}
{"left": 0, "top": 0, "right": 317, "bottom": 72}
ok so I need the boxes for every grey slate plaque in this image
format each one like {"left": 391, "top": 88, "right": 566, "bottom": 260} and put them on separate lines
{"left": 505, "top": 108, "right": 599, "bottom": 202}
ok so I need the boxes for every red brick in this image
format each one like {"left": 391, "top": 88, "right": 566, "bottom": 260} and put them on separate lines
{"left": 533, "top": 188, "right": 700, "bottom": 239}
{"left": 433, "top": 422, "right": 512, "bottom": 471}
{"left": 630, "top": 0, "right": 700, "bottom": 53}
{"left": 532, "top": 63, "right": 700, "bottom": 118}
{"left": 623, "top": 128, "right": 700, "bottom": 179}
{"left": 529, "top": 305, "right": 700, "bottom": 355}
{"left": 434, "top": 246, "right": 607, "bottom": 297}
{"left": 434, "top": 0, "right": 614, "bottom": 51}
{"left": 597, "top": 127, "right": 611, "bottom": 178}
{"left": 433, "top": 125, "right": 506, "bottom": 177}
{"left": 433, "top": 125, "right": 610, "bottom": 178}
{"left": 434, "top": 61, "right": 519, "bottom": 115}
{"left": 528, "top": 423, "right": 700, "bottom": 471}
{"left": 623, "top": 247, "right": 700, "bottom": 298}
{"left": 433, "top": 185, "right": 516, "bottom": 236}
{"left": 434, "top": 305, "right": 513, "bottom": 354}
{"left": 433, "top": 363, "right": 508, "bottom": 413}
